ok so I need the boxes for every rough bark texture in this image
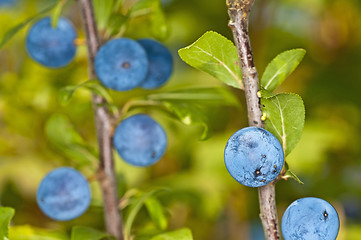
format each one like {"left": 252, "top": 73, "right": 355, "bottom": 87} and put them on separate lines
{"left": 226, "top": 0, "right": 281, "bottom": 239}
{"left": 76, "top": 0, "right": 124, "bottom": 239}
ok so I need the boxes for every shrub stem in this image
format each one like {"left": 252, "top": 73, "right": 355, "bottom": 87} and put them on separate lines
{"left": 226, "top": 0, "right": 281, "bottom": 239}
{"left": 76, "top": 0, "right": 124, "bottom": 239}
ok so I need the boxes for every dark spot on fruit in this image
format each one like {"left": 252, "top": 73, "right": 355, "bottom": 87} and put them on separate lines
{"left": 254, "top": 168, "right": 261, "bottom": 177}
{"left": 248, "top": 141, "right": 258, "bottom": 148}
{"left": 253, "top": 120, "right": 258, "bottom": 124}
{"left": 122, "top": 62, "right": 131, "bottom": 69}
{"left": 323, "top": 210, "right": 328, "bottom": 220}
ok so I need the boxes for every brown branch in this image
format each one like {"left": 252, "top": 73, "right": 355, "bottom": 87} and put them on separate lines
{"left": 226, "top": 0, "right": 281, "bottom": 239}
{"left": 76, "top": 0, "right": 124, "bottom": 239}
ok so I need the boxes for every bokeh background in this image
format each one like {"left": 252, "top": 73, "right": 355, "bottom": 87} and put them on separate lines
{"left": 1, "top": 0, "right": 361, "bottom": 239}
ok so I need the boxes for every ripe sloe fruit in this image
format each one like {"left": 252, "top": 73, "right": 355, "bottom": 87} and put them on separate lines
{"left": 224, "top": 127, "right": 284, "bottom": 187}
{"left": 137, "top": 39, "right": 173, "bottom": 89}
{"left": 26, "top": 17, "right": 77, "bottom": 68}
{"left": 113, "top": 114, "right": 167, "bottom": 167}
{"left": 281, "top": 197, "right": 340, "bottom": 240}
{"left": 95, "top": 38, "right": 149, "bottom": 91}
{"left": 36, "top": 167, "right": 91, "bottom": 221}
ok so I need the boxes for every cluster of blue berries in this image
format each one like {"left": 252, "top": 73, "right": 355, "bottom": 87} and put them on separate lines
{"left": 95, "top": 38, "right": 173, "bottom": 91}
{"left": 28, "top": 16, "right": 171, "bottom": 221}
{"left": 26, "top": 17, "right": 173, "bottom": 90}
{"left": 224, "top": 127, "right": 340, "bottom": 239}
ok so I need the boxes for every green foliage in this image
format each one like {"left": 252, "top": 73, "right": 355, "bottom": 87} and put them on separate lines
{"left": 9, "top": 225, "right": 68, "bottom": 240}
{"left": 261, "top": 93, "right": 305, "bottom": 156}
{"left": 96, "top": 0, "right": 169, "bottom": 40}
{"left": 45, "top": 113, "right": 98, "bottom": 168}
{"left": 150, "top": 228, "right": 193, "bottom": 240}
{"left": 122, "top": 87, "right": 239, "bottom": 140}
{"left": 59, "top": 80, "right": 113, "bottom": 105}
{"left": 128, "top": 0, "right": 169, "bottom": 40}
{"left": 71, "top": 226, "right": 114, "bottom": 240}
{"left": 145, "top": 196, "right": 168, "bottom": 230}
{"left": 123, "top": 188, "right": 167, "bottom": 240}
{"left": 0, "top": 207, "right": 14, "bottom": 240}
{"left": 261, "top": 49, "right": 306, "bottom": 92}
{"left": 0, "top": 3, "right": 57, "bottom": 49}
{"left": 93, "top": 0, "right": 114, "bottom": 30}
{"left": 178, "top": 31, "right": 243, "bottom": 90}
{"left": 51, "top": 0, "right": 66, "bottom": 28}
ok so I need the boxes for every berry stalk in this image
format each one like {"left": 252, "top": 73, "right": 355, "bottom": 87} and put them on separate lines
{"left": 226, "top": 0, "right": 281, "bottom": 239}
{"left": 76, "top": 0, "right": 124, "bottom": 239}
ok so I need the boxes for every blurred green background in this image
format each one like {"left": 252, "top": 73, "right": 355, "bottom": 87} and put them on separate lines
{"left": 1, "top": 0, "right": 361, "bottom": 239}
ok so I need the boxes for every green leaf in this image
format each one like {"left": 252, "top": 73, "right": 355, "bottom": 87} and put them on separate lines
{"left": 51, "top": 0, "right": 66, "bottom": 28}
{"left": 71, "top": 226, "right": 114, "bottom": 240}
{"left": 150, "top": 228, "right": 193, "bottom": 240}
{"left": 259, "top": 88, "right": 276, "bottom": 99}
{"left": 9, "top": 225, "right": 68, "bottom": 240}
{"left": 124, "top": 188, "right": 166, "bottom": 240}
{"left": 162, "top": 101, "right": 210, "bottom": 140}
{"left": 178, "top": 31, "right": 243, "bottom": 90}
{"left": 261, "top": 93, "right": 305, "bottom": 156}
{"left": 0, "top": 207, "right": 14, "bottom": 240}
{"left": 45, "top": 113, "right": 98, "bottom": 167}
{"left": 0, "top": 3, "right": 57, "bottom": 49}
{"left": 122, "top": 87, "right": 239, "bottom": 140}
{"left": 261, "top": 49, "right": 306, "bottom": 92}
{"left": 128, "top": 0, "right": 169, "bottom": 40}
{"left": 283, "top": 170, "right": 304, "bottom": 184}
{"left": 106, "top": 13, "right": 129, "bottom": 37}
{"left": 58, "top": 80, "right": 113, "bottom": 105}
{"left": 93, "top": 0, "right": 114, "bottom": 30}
{"left": 145, "top": 87, "right": 240, "bottom": 106}
{"left": 145, "top": 196, "right": 168, "bottom": 230}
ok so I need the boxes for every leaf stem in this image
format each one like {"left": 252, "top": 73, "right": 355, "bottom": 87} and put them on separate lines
{"left": 76, "top": 0, "right": 124, "bottom": 239}
{"left": 226, "top": 0, "right": 281, "bottom": 239}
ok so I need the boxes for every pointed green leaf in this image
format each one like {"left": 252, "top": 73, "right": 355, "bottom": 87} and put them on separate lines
{"left": 178, "top": 31, "right": 243, "bottom": 90}
{"left": 0, "top": 3, "right": 57, "bottom": 49}
{"left": 106, "top": 13, "right": 129, "bottom": 37}
{"left": 150, "top": 228, "right": 193, "bottom": 240}
{"left": 0, "top": 207, "right": 14, "bottom": 240}
{"left": 162, "top": 101, "right": 209, "bottom": 140}
{"left": 121, "top": 87, "right": 239, "bottom": 140}
{"left": 71, "top": 226, "right": 114, "bottom": 240}
{"left": 45, "top": 114, "right": 98, "bottom": 166}
{"left": 261, "top": 49, "right": 306, "bottom": 92}
{"left": 128, "top": 0, "right": 169, "bottom": 40}
{"left": 124, "top": 188, "right": 166, "bottom": 240}
{"left": 145, "top": 87, "right": 240, "bottom": 106}
{"left": 51, "top": 0, "right": 66, "bottom": 28}
{"left": 93, "top": 0, "right": 114, "bottom": 30}
{"left": 261, "top": 93, "right": 305, "bottom": 156}
{"left": 283, "top": 170, "right": 304, "bottom": 184}
{"left": 145, "top": 196, "right": 168, "bottom": 230}
{"left": 58, "top": 80, "right": 113, "bottom": 105}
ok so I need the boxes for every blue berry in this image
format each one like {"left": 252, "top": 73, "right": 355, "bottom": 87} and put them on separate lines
{"left": 224, "top": 127, "right": 284, "bottom": 187}
{"left": 36, "top": 167, "right": 91, "bottom": 221}
{"left": 281, "top": 197, "right": 340, "bottom": 240}
{"left": 137, "top": 39, "right": 173, "bottom": 89}
{"left": 95, "top": 38, "right": 149, "bottom": 91}
{"left": 113, "top": 114, "right": 167, "bottom": 167}
{"left": 26, "top": 17, "right": 77, "bottom": 68}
